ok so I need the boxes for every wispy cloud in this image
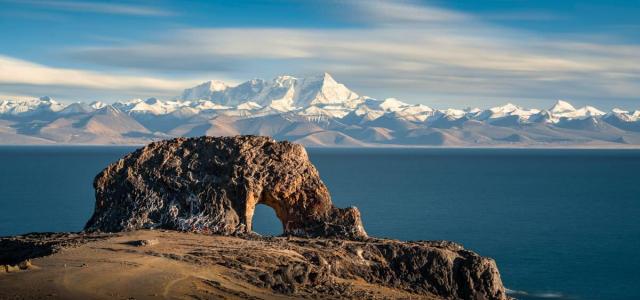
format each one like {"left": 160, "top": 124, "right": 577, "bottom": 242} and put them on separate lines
{"left": 67, "top": 0, "right": 640, "bottom": 104}
{"left": 4, "top": 0, "right": 174, "bottom": 16}
{"left": 0, "top": 55, "right": 219, "bottom": 100}
{"left": 480, "top": 11, "right": 564, "bottom": 21}
{"left": 345, "top": 0, "right": 468, "bottom": 24}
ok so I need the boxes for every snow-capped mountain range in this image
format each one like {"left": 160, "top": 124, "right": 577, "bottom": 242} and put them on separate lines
{"left": 1, "top": 73, "right": 639, "bottom": 146}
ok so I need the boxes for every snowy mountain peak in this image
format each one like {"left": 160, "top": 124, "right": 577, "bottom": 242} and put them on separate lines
{"left": 95, "top": 104, "right": 120, "bottom": 115}
{"left": 177, "top": 73, "right": 360, "bottom": 111}
{"left": 90, "top": 101, "right": 107, "bottom": 110}
{"left": 206, "top": 80, "right": 229, "bottom": 91}
{"left": 378, "top": 98, "right": 409, "bottom": 111}
{"left": 612, "top": 108, "right": 629, "bottom": 114}
{"left": 491, "top": 103, "right": 520, "bottom": 113}
{"left": 59, "top": 102, "right": 92, "bottom": 115}
{"left": 294, "top": 72, "right": 360, "bottom": 107}
{"left": 550, "top": 100, "right": 576, "bottom": 113}
{"left": 577, "top": 106, "right": 605, "bottom": 116}
{"left": 180, "top": 80, "right": 229, "bottom": 101}
{"left": 237, "top": 101, "right": 262, "bottom": 110}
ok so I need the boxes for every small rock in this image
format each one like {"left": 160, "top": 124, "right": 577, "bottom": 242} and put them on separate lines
{"left": 128, "top": 239, "right": 159, "bottom": 247}
{"left": 18, "top": 260, "right": 31, "bottom": 270}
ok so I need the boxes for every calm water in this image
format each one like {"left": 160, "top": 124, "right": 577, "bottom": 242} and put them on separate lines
{"left": 1, "top": 147, "right": 639, "bottom": 300}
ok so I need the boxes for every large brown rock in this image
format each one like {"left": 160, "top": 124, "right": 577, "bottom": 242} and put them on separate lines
{"left": 85, "top": 136, "right": 367, "bottom": 239}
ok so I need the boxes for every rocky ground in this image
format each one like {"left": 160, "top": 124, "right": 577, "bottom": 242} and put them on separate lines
{"left": 0, "top": 230, "right": 508, "bottom": 300}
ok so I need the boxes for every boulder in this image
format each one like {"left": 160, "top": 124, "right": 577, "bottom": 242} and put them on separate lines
{"left": 85, "top": 136, "right": 367, "bottom": 239}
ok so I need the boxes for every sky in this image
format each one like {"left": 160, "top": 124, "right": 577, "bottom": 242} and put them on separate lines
{"left": 0, "top": 0, "right": 639, "bottom": 110}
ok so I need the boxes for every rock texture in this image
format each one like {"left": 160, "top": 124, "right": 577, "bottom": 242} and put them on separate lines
{"left": 85, "top": 136, "right": 367, "bottom": 239}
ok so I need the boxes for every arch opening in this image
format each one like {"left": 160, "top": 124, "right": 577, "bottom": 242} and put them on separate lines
{"left": 251, "top": 203, "right": 283, "bottom": 236}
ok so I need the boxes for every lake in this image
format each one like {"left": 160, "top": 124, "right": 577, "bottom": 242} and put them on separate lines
{"left": 1, "top": 146, "right": 639, "bottom": 300}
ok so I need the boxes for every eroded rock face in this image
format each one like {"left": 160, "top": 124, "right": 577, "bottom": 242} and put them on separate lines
{"left": 85, "top": 136, "right": 367, "bottom": 239}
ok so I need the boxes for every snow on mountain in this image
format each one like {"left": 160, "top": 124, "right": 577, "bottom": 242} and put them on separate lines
{"left": 236, "top": 101, "right": 262, "bottom": 110}
{"left": 298, "top": 105, "right": 352, "bottom": 119}
{"left": 180, "top": 80, "right": 229, "bottom": 101}
{"left": 58, "top": 102, "right": 93, "bottom": 115}
{"left": 608, "top": 108, "right": 639, "bottom": 122}
{"left": 573, "top": 106, "right": 605, "bottom": 117}
{"left": 435, "top": 108, "right": 467, "bottom": 120}
{"left": 294, "top": 73, "right": 360, "bottom": 107}
{"left": 1, "top": 73, "right": 640, "bottom": 147}
{"left": 176, "top": 73, "right": 361, "bottom": 112}
{"left": 127, "top": 98, "right": 175, "bottom": 115}
{"left": 394, "top": 104, "right": 434, "bottom": 122}
{"left": 540, "top": 100, "right": 605, "bottom": 122}
{"left": 549, "top": 100, "right": 576, "bottom": 114}
{"left": 345, "top": 97, "right": 434, "bottom": 122}
{"left": 90, "top": 101, "right": 107, "bottom": 110}
{"left": 0, "top": 96, "right": 65, "bottom": 116}
{"left": 487, "top": 103, "right": 520, "bottom": 118}
{"left": 341, "top": 104, "right": 386, "bottom": 125}
{"left": 378, "top": 98, "right": 410, "bottom": 111}
{"left": 189, "top": 99, "right": 230, "bottom": 111}
{"left": 476, "top": 103, "right": 539, "bottom": 122}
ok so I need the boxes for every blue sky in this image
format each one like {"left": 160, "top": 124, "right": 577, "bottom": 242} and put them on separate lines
{"left": 0, "top": 0, "right": 639, "bottom": 109}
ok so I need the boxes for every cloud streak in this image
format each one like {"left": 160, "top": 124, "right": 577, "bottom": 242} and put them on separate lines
{"left": 0, "top": 55, "right": 215, "bottom": 100}
{"left": 4, "top": 0, "right": 174, "bottom": 16}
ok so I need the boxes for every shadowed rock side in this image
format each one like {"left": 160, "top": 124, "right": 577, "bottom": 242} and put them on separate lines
{"left": 85, "top": 136, "right": 367, "bottom": 239}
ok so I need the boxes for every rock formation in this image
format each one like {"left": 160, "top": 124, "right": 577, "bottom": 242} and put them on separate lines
{"left": 2, "top": 136, "right": 511, "bottom": 299}
{"left": 85, "top": 136, "right": 367, "bottom": 239}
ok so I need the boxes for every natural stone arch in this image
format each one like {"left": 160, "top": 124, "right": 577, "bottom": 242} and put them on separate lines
{"left": 249, "top": 202, "right": 283, "bottom": 235}
{"left": 85, "top": 136, "right": 367, "bottom": 240}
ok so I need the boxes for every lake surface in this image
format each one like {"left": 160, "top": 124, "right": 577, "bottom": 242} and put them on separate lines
{"left": 1, "top": 146, "right": 639, "bottom": 300}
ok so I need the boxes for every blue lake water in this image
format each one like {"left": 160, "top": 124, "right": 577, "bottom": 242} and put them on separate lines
{"left": 1, "top": 146, "right": 639, "bottom": 300}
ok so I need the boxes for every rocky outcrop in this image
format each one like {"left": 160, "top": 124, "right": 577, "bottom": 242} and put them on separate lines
{"left": 0, "top": 230, "right": 509, "bottom": 300}
{"left": 85, "top": 136, "right": 367, "bottom": 239}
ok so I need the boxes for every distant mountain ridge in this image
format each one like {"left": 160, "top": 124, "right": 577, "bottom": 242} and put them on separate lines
{"left": 1, "top": 73, "right": 640, "bottom": 147}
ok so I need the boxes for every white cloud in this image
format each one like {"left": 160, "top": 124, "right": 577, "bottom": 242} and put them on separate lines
{"left": 347, "top": 0, "right": 468, "bottom": 24}
{"left": 0, "top": 55, "right": 238, "bottom": 101}
{"left": 3, "top": 0, "right": 174, "bottom": 16}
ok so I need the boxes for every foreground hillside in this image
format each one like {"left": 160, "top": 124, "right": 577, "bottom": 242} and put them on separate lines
{"left": 1, "top": 73, "right": 639, "bottom": 147}
{"left": 0, "top": 230, "right": 505, "bottom": 300}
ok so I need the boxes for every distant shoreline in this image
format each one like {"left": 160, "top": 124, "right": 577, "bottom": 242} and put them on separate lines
{"left": 1, "top": 143, "right": 640, "bottom": 150}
